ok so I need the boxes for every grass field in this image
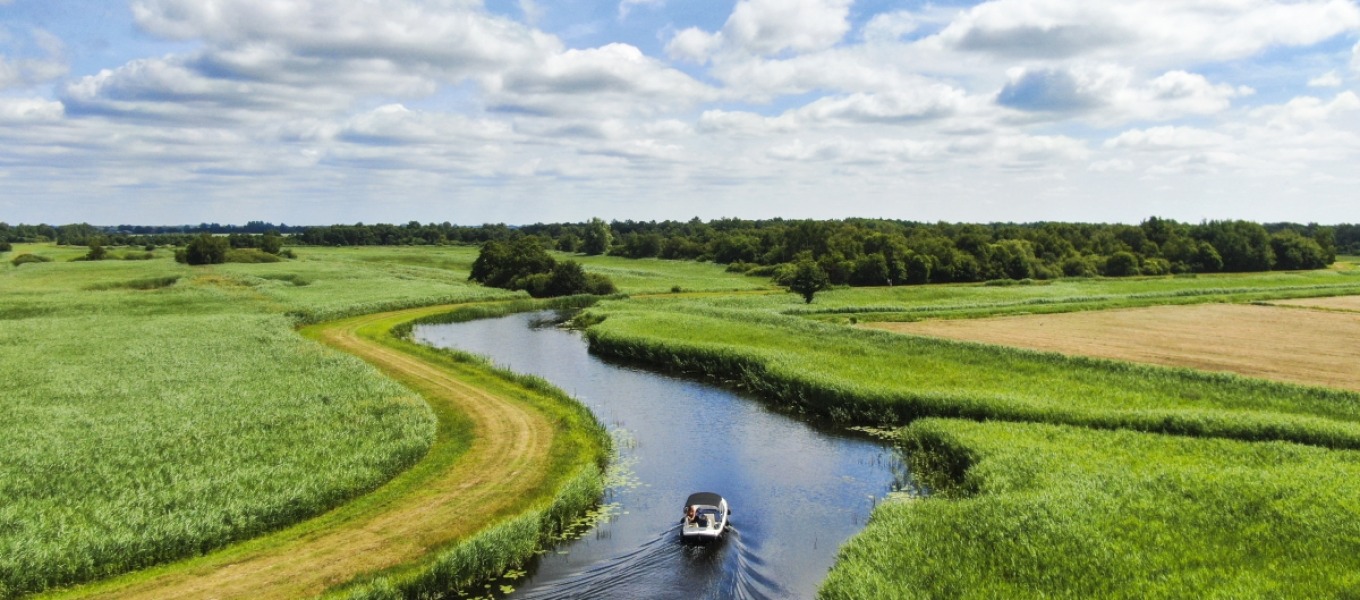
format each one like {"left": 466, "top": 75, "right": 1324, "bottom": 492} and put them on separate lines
{"left": 12, "top": 242, "right": 1360, "bottom": 598}
{"left": 585, "top": 296, "right": 1360, "bottom": 447}
{"left": 820, "top": 418, "right": 1360, "bottom": 599}
{"left": 300, "top": 245, "right": 770, "bottom": 295}
{"left": 576, "top": 266, "right": 1360, "bottom": 598}
{"left": 0, "top": 245, "right": 591, "bottom": 597}
{"left": 869, "top": 302, "right": 1360, "bottom": 392}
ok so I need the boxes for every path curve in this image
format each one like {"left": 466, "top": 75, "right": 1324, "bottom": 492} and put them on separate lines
{"left": 60, "top": 305, "right": 557, "bottom": 600}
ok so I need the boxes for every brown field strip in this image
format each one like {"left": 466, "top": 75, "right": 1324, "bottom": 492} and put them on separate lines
{"left": 865, "top": 302, "right": 1360, "bottom": 393}
{"left": 57, "top": 305, "right": 555, "bottom": 600}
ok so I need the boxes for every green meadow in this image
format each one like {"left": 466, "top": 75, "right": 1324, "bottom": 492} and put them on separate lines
{"left": 573, "top": 266, "right": 1360, "bottom": 598}
{"left": 9, "top": 241, "right": 1360, "bottom": 598}
{"left": 821, "top": 419, "right": 1360, "bottom": 599}
{"left": 0, "top": 246, "right": 522, "bottom": 596}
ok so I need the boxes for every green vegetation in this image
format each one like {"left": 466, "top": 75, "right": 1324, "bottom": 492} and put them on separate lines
{"left": 468, "top": 237, "right": 616, "bottom": 297}
{"left": 326, "top": 304, "right": 610, "bottom": 599}
{"left": 10, "top": 253, "right": 53, "bottom": 267}
{"left": 585, "top": 297, "right": 1360, "bottom": 447}
{"left": 0, "top": 247, "right": 536, "bottom": 596}
{"left": 820, "top": 419, "right": 1360, "bottom": 599}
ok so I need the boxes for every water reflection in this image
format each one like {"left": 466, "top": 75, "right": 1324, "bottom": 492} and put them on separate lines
{"left": 415, "top": 312, "right": 910, "bottom": 599}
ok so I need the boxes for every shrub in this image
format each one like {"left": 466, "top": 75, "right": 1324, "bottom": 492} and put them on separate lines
{"left": 226, "top": 248, "right": 284, "bottom": 263}
{"left": 176, "top": 234, "right": 230, "bottom": 265}
{"left": 11, "top": 253, "right": 52, "bottom": 267}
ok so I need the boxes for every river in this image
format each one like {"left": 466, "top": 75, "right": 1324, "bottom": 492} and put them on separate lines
{"left": 414, "top": 311, "right": 910, "bottom": 600}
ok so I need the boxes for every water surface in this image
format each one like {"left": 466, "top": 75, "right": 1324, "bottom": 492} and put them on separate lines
{"left": 415, "top": 312, "right": 909, "bottom": 599}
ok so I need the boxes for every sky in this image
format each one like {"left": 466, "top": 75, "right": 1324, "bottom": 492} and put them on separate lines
{"left": 1, "top": 0, "right": 1358, "bottom": 226}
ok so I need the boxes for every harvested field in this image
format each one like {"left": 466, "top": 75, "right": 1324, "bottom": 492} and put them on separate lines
{"left": 1274, "top": 294, "right": 1360, "bottom": 312}
{"left": 866, "top": 303, "right": 1360, "bottom": 393}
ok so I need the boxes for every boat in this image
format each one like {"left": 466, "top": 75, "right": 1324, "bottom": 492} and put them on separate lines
{"left": 680, "top": 492, "right": 729, "bottom": 542}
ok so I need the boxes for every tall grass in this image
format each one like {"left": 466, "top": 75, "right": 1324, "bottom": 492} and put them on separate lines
{"left": 584, "top": 301, "right": 1360, "bottom": 448}
{"left": 0, "top": 312, "right": 434, "bottom": 597}
{"left": 819, "top": 419, "right": 1360, "bottom": 599}
{"left": 0, "top": 247, "right": 541, "bottom": 596}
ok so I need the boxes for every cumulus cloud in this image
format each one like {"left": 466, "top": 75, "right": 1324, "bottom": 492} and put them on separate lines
{"left": 1104, "top": 126, "right": 1232, "bottom": 151}
{"left": 861, "top": 11, "right": 919, "bottom": 43}
{"left": 937, "top": 0, "right": 1360, "bottom": 66}
{"left": 1353, "top": 40, "right": 1360, "bottom": 73}
{"left": 666, "top": 0, "right": 852, "bottom": 61}
{"left": 485, "top": 43, "right": 716, "bottom": 117}
{"left": 0, "top": 97, "right": 64, "bottom": 123}
{"left": 794, "top": 88, "right": 965, "bottom": 124}
{"left": 1307, "top": 71, "right": 1342, "bottom": 87}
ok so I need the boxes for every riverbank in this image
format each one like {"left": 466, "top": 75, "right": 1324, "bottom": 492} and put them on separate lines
{"left": 41, "top": 302, "right": 609, "bottom": 599}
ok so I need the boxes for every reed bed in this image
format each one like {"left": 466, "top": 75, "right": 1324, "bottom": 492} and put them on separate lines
{"left": 819, "top": 419, "right": 1360, "bottom": 599}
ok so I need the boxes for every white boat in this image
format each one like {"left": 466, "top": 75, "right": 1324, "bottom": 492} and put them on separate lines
{"left": 680, "top": 492, "right": 729, "bottom": 542}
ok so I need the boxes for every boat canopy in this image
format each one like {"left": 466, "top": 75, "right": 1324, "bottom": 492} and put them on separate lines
{"left": 684, "top": 492, "right": 724, "bottom": 507}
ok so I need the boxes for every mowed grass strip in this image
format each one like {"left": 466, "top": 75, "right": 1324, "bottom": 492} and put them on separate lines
{"left": 46, "top": 302, "right": 606, "bottom": 600}
{"left": 820, "top": 418, "right": 1360, "bottom": 600}
{"left": 584, "top": 301, "right": 1360, "bottom": 448}
{"left": 868, "top": 303, "right": 1360, "bottom": 393}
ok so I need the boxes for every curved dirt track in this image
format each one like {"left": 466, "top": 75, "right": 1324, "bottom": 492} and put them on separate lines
{"left": 68, "top": 305, "right": 556, "bottom": 599}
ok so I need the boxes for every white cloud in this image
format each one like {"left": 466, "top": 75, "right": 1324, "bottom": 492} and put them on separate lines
{"left": 0, "top": 97, "right": 64, "bottom": 123}
{"left": 131, "top": 0, "right": 558, "bottom": 78}
{"left": 1104, "top": 126, "right": 1232, "bottom": 151}
{"left": 485, "top": 43, "right": 716, "bottom": 117}
{"left": 725, "top": 0, "right": 853, "bottom": 55}
{"left": 0, "top": 28, "right": 68, "bottom": 90}
{"left": 1251, "top": 91, "right": 1360, "bottom": 129}
{"left": 862, "top": 11, "right": 919, "bottom": 43}
{"left": 618, "top": 0, "right": 664, "bottom": 20}
{"left": 1353, "top": 40, "right": 1360, "bottom": 73}
{"left": 1308, "top": 71, "right": 1342, "bottom": 87}
{"left": 936, "top": 0, "right": 1360, "bottom": 66}
{"left": 665, "top": 27, "right": 723, "bottom": 63}
{"left": 794, "top": 88, "right": 966, "bottom": 124}
{"left": 666, "top": 0, "right": 852, "bottom": 61}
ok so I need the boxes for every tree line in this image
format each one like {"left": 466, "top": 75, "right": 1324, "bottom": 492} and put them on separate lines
{"left": 5, "top": 218, "right": 1357, "bottom": 285}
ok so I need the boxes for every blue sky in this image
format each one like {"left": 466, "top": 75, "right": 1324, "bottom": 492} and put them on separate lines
{"left": 1, "top": 0, "right": 1358, "bottom": 226}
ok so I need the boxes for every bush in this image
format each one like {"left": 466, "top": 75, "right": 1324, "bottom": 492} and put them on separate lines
{"left": 225, "top": 248, "right": 284, "bottom": 263}
{"left": 0, "top": 240, "right": 12, "bottom": 253}
{"left": 11, "top": 253, "right": 52, "bottom": 267}
{"left": 176, "top": 234, "right": 230, "bottom": 265}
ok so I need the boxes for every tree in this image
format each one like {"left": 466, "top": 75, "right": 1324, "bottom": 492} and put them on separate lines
{"left": 260, "top": 231, "right": 284, "bottom": 255}
{"left": 468, "top": 238, "right": 555, "bottom": 288}
{"left": 177, "top": 234, "right": 229, "bottom": 265}
{"left": 1270, "top": 230, "right": 1329, "bottom": 270}
{"left": 582, "top": 218, "right": 612, "bottom": 255}
{"left": 84, "top": 239, "right": 107, "bottom": 261}
{"left": 1104, "top": 251, "right": 1140, "bottom": 277}
{"left": 787, "top": 259, "right": 830, "bottom": 304}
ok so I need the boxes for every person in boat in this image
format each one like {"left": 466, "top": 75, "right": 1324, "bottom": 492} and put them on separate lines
{"left": 684, "top": 505, "right": 697, "bottom": 525}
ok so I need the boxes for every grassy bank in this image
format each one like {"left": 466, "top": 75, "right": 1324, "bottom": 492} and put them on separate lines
{"left": 820, "top": 419, "right": 1360, "bottom": 599}
{"left": 584, "top": 300, "right": 1360, "bottom": 448}
{"left": 326, "top": 303, "right": 610, "bottom": 598}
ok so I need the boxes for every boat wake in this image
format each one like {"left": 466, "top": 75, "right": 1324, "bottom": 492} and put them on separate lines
{"left": 511, "top": 525, "right": 783, "bottom": 600}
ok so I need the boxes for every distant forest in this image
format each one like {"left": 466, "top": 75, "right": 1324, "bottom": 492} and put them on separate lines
{"left": 3, "top": 218, "right": 1358, "bottom": 285}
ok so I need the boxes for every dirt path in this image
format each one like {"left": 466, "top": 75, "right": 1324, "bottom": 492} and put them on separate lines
{"left": 866, "top": 302, "right": 1360, "bottom": 393}
{"left": 63, "top": 305, "right": 556, "bottom": 599}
